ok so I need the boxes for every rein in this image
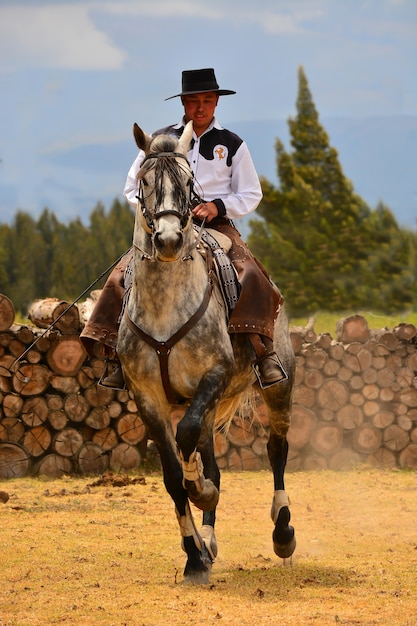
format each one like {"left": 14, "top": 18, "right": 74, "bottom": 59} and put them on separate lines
{"left": 124, "top": 279, "right": 213, "bottom": 404}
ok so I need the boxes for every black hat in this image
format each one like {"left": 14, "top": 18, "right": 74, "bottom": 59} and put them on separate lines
{"left": 165, "top": 68, "right": 236, "bottom": 100}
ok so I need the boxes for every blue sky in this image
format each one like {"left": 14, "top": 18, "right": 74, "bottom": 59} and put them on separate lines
{"left": 0, "top": 0, "right": 416, "bottom": 227}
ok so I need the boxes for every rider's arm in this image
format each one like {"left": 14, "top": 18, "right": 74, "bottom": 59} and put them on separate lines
{"left": 123, "top": 150, "right": 145, "bottom": 208}
{"left": 193, "top": 138, "right": 262, "bottom": 221}
{"left": 217, "top": 141, "right": 262, "bottom": 220}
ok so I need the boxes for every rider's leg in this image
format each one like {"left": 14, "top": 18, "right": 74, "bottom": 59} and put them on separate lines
{"left": 101, "top": 360, "right": 125, "bottom": 388}
{"left": 85, "top": 253, "right": 133, "bottom": 390}
{"left": 248, "top": 333, "right": 287, "bottom": 387}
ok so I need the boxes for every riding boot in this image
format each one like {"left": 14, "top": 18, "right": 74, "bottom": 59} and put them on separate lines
{"left": 100, "top": 360, "right": 126, "bottom": 389}
{"left": 248, "top": 334, "right": 287, "bottom": 388}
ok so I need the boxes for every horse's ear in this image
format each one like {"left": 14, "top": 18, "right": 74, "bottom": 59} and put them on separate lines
{"left": 178, "top": 120, "right": 193, "bottom": 154}
{"left": 133, "top": 123, "right": 152, "bottom": 152}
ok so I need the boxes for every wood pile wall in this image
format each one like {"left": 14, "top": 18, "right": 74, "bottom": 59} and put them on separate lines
{"left": 268, "top": 315, "right": 417, "bottom": 472}
{"left": 0, "top": 294, "right": 416, "bottom": 477}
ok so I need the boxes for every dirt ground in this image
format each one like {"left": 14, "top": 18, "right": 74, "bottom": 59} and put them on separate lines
{"left": 0, "top": 468, "right": 416, "bottom": 625}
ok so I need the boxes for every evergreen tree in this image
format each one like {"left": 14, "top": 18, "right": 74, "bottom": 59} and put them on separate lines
{"left": 249, "top": 66, "right": 412, "bottom": 315}
{"left": 6, "top": 212, "right": 47, "bottom": 312}
{"left": 36, "top": 209, "right": 61, "bottom": 297}
{"left": 107, "top": 198, "right": 135, "bottom": 254}
{"left": 356, "top": 202, "right": 413, "bottom": 311}
{"left": 88, "top": 199, "right": 134, "bottom": 271}
{"left": 0, "top": 199, "right": 135, "bottom": 314}
{"left": 0, "top": 225, "right": 11, "bottom": 296}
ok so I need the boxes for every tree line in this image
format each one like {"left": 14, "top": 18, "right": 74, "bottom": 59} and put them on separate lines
{"left": 0, "top": 66, "right": 414, "bottom": 318}
{"left": 0, "top": 199, "right": 135, "bottom": 315}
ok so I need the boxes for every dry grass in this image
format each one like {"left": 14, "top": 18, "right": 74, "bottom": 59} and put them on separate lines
{"left": 1, "top": 468, "right": 416, "bottom": 626}
{"left": 290, "top": 310, "right": 417, "bottom": 335}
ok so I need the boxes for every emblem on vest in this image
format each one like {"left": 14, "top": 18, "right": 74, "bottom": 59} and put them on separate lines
{"left": 213, "top": 145, "right": 227, "bottom": 161}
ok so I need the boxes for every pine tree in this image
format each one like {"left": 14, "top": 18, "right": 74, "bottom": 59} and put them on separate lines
{"left": 6, "top": 212, "right": 47, "bottom": 312}
{"left": 36, "top": 209, "right": 61, "bottom": 297}
{"left": 249, "top": 66, "right": 411, "bottom": 315}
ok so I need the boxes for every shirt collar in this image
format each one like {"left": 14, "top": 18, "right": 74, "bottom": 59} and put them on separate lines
{"left": 173, "top": 116, "right": 223, "bottom": 138}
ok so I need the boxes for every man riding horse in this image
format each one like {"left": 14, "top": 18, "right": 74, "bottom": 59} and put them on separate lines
{"left": 81, "top": 68, "right": 287, "bottom": 389}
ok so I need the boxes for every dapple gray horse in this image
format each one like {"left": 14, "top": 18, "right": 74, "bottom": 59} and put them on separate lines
{"left": 117, "top": 121, "right": 296, "bottom": 584}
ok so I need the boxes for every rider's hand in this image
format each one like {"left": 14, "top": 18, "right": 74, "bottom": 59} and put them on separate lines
{"left": 192, "top": 202, "right": 218, "bottom": 223}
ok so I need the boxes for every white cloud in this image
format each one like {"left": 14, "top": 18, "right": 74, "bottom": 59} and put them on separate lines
{"left": 245, "top": 9, "right": 323, "bottom": 35}
{"left": 101, "top": 0, "right": 322, "bottom": 34}
{"left": 0, "top": 3, "right": 127, "bottom": 71}
{"left": 0, "top": 0, "right": 332, "bottom": 75}
{"left": 101, "top": 0, "right": 219, "bottom": 19}
{"left": 237, "top": 12, "right": 301, "bottom": 35}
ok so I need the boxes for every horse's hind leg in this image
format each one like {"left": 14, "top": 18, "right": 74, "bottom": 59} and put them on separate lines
{"left": 263, "top": 393, "right": 296, "bottom": 559}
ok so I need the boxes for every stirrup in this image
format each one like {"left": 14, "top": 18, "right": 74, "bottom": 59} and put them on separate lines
{"left": 253, "top": 353, "right": 288, "bottom": 389}
{"left": 98, "top": 362, "right": 126, "bottom": 390}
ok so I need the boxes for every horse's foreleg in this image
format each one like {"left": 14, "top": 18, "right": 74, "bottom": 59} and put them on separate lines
{"left": 176, "top": 374, "right": 227, "bottom": 513}
{"left": 176, "top": 502, "right": 213, "bottom": 584}
{"left": 178, "top": 445, "right": 219, "bottom": 559}
{"left": 144, "top": 418, "right": 212, "bottom": 583}
{"left": 179, "top": 449, "right": 219, "bottom": 512}
{"left": 197, "top": 434, "right": 220, "bottom": 561}
{"left": 267, "top": 409, "right": 296, "bottom": 559}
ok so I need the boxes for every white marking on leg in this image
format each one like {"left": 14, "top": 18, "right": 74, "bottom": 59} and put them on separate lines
{"left": 180, "top": 449, "right": 204, "bottom": 492}
{"left": 271, "top": 490, "right": 290, "bottom": 524}
{"left": 200, "top": 524, "right": 218, "bottom": 561}
{"left": 176, "top": 502, "right": 203, "bottom": 552}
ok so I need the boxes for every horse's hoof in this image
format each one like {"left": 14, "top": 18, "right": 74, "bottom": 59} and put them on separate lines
{"left": 182, "top": 569, "right": 211, "bottom": 585}
{"left": 271, "top": 491, "right": 296, "bottom": 559}
{"left": 182, "top": 559, "right": 212, "bottom": 585}
{"left": 273, "top": 526, "right": 296, "bottom": 559}
{"left": 186, "top": 479, "right": 219, "bottom": 512}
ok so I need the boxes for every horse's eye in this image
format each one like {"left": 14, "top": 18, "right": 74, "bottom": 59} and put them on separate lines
{"left": 142, "top": 179, "right": 149, "bottom": 187}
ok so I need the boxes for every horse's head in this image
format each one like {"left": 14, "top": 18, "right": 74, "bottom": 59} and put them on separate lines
{"left": 133, "top": 121, "right": 194, "bottom": 262}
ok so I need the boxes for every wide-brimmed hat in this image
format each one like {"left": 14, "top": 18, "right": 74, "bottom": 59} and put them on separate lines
{"left": 165, "top": 68, "right": 236, "bottom": 100}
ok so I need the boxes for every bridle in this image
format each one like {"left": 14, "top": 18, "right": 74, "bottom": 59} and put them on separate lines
{"left": 136, "top": 151, "right": 195, "bottom": 233}
{"left": 134, "top": 150, "right": 205, "bottom": 261}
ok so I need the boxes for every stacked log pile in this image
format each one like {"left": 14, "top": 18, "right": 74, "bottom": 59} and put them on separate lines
{"left": 0, "top": 296, "right": 146, "bottom": 478}
{"left": 0, "top": 293, "right": 416, "bottom": 477}
{"left": 231, "top": 314, "right": 417, "bottom": 472}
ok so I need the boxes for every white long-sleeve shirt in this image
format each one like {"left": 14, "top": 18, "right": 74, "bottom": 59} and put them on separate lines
{"left": 123, "top": 117, "right": 262, "bottom": 220}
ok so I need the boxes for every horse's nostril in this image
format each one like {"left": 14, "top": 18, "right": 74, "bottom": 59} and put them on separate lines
{"left": 154, "top": 231, "right": 183, "bottom": 257}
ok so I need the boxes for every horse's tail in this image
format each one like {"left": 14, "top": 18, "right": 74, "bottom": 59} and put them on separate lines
{"left": 214, "top": 388, "right": 258, "bottom": 434}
